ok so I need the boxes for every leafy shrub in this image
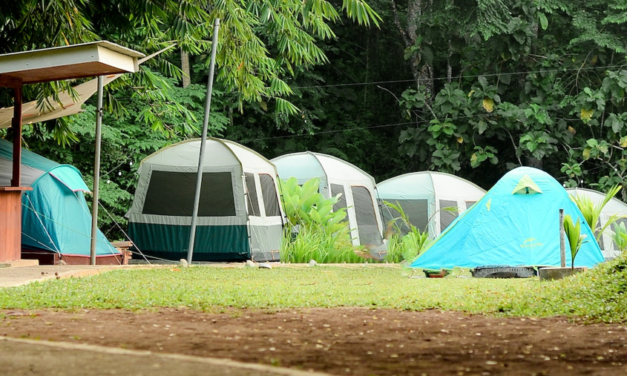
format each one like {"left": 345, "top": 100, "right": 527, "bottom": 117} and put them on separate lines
{"left": 571, "top": 185, "right": 622, "bottom": 242}
{"left": 611, "top": 222, "right": 627, "bottom": 253}
{"left": 280, "top": 177, "right": 364, "bottom": 263}
{"left": 511, "top": 252, "right": 627, "bottom": 322}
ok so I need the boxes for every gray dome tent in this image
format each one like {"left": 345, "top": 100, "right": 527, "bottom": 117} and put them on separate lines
{"left": 127, "top": 139, "right": 285, "bottom": 262}
{"left": 377, "top": 171, "right": 486, "bottom": 238}
{"left": 272, "top": 152, "right": 384, "bottom": 248}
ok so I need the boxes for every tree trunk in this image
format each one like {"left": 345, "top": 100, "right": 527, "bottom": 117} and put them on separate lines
{"left": 447, "top": 39, "right": 452, "bottom": 84}
{"left": 181, "top": 48, "right": 191, "bottom": 88}
{"left": 524, "top": 155, "right": 543, "bottom": 170}
{"left": 390, "top": 0, "right": 433, "bottom": 99}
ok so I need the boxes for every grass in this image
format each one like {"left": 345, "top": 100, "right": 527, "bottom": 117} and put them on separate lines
{"left": 280, "top": 226, "right": 367, "bottom": 263}
{"left": 0, "top": 253, "right": 625, "bottom": 323}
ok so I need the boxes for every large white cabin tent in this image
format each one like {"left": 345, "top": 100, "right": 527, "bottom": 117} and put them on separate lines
{"left": 127, "top": 139, "right": 285, "bottom": 262}
{"left": 567, "top": 187, "right": 627, "bottom": 260}
{"left": 377, "top": 172, "right": 486, "bottom": 238}
{"left": 272, "top": 152, "right": 384, "bottom": 248}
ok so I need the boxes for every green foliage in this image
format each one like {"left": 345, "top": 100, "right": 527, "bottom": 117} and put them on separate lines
{"left": 279, "top": 177, "right": 362, "bottom": 263}
{"left": 383, "top": 201, "right": 431, "bottom": 263}
{"left": 280, "top": 177, "right": 347, "bottom": 233}
{"left": 563, "top": 214, "right": 588, "bottom": 269}
{"left": 510, "top": 252, "right": 627, "bottom": 322}
{"left": 281, "top": 226, "right": 365, "bottom": 264}
{"left": 570, "top": 185, "right": 622, "bottom": 241}
{"left": 610, "top": 222, "right": 627, "bottom": 253}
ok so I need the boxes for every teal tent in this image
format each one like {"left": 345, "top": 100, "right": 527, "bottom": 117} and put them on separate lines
{"left": 0, "top": 139, "right": 119, "bottom": 262}
{"left": 411, "top": 167, "right": 604, "bottom": 269}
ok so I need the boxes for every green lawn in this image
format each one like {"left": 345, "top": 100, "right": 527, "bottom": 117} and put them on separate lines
{"left": 1, "top": 254, "right": 626, "bottom": 323}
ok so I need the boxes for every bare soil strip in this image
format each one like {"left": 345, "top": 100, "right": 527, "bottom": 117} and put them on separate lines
{"left": 2, "top": 308, "right": 626, "bottom": 376}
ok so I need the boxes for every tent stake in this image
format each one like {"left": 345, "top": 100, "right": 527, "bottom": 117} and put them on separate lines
{"left": 90, "top": 75, "right": 104, "bottom": 265}
{"left": 559, "top": 208, "right": 565, "bottom": 267}
{"left": 187, "top": 18, "right": 220, "bottom": 265}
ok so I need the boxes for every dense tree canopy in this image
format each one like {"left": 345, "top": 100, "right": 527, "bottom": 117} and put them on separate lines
{"left": 2, "top": 0, "right": 627, "bottom": 238}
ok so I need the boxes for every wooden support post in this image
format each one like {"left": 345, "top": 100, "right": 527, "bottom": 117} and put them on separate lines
{"left": 11, "top": 85, "right": 22, "bottom": 187}
{"left": 559, "top": 209, "right": 566, "bottom": 268}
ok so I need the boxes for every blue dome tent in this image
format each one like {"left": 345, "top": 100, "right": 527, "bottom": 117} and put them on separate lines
{"left": 0, "top": 139, "right": 120, "bottom": 264}
{"left": 411, "top": 167, "right": 604, "bottom": 270}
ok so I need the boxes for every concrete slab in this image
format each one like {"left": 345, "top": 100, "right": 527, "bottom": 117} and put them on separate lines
{"left": 0, "top": 259, "right": 39, "bottom": 268}
{"left": 0, "top": 337, "right": 330, "bottom": 376}
{"left": 0, "top": 265, "right": 163, "bottom": 288}
{"left": 0, "top": 262, "right": 401, "bottom": 289}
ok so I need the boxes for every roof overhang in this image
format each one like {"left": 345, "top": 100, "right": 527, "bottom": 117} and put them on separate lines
{"left": 0, "top": 41, "right": 145, "bottom": 87}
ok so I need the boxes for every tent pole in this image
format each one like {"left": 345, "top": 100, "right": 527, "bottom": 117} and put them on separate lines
{"left": 90, "top": 75, "right": 104, "bottom": 265}
{"left": 11, "top": 85, "right": 22, "bottom": 187}
{"left": 187, "top": 18, "right": 220, "bottom": 265}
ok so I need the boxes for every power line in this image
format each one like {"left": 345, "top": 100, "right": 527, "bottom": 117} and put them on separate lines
{"left": 240, "top": 111, "right": 599, "bottom": 143}
{"left": 241, "top": 121, "right": 416, "bottom": 143}
{"left": 292, "top": 64, "right": 627, "bottom": 90}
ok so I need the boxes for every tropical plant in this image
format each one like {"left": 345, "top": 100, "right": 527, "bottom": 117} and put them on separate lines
{"left": 281, "top": 225, "right": 364, "bottom": 263}
{"left": 383, "top": 201, "right": 431, "bottom": 263}
{"left": 279, "top": 177, "right": 362, "bottom": 263}
{"left": 563, "top": 214, "right": 589, "bottom": 269}
{"left": 610, "top": 222, "right": 627, "bottom": 253}
{"left": 570, "top": 185, "right": 623, "bottom": 241}
{"left": 280, "top": 177, "right": 347, "bottom": 233}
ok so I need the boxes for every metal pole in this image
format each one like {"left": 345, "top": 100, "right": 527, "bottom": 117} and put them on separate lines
{"left": 187, "top": 18, "right": 220, "bottom": 265}
{"left": 559, "top": 208, "right": 565, "bottom": 267}
{"left": 11, "top": 86, "right": 22, "bottom": 187}
{"left": 90, "top": 76, "right": 104, "bottom": 265}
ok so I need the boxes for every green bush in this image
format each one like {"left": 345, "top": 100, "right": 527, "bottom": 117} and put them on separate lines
{"left": 279, "top": 177, "right": 364, "bottom": 263}
{"left": 509, "top": 252, "right": 627, "bottom": 322}
{"left": 611, "top": 222, "right": 627, "bottom": 253}
{"left": 571, "top": 185, "right": 623, "bottom": 242}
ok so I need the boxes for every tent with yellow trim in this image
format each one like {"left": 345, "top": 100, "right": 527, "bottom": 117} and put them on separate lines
{"left": 411, "top": 167, "right": 604, "bottom": 269}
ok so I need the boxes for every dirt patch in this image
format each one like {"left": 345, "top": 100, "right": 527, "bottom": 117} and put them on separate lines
{"left": 1, "top": 308, "right": 626, "bottom": 375}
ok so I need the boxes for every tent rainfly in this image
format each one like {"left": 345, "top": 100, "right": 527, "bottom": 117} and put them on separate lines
{"left": 411, "top": 167, "right": 604, "bottom": 270}
{"left": 0, "top": 139, "right": 120, "bottom": 264}
{"left": 377, "top": 171, "right": 486, "bottom": 238}
{"left": 271, "top": 152, "right": 384, "bottom": 248}
{"left": 127, "top": 138, "right": 285, "bottom": 262}
{"left": 567, "top": 187, "right": 627, "bottom": 260}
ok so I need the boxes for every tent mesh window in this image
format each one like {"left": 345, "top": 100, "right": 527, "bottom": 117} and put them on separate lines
{"left": 331, "top": 183, "right": 348, "bottom": 222}
{"left": 351, "top": 186, "right": 383, "bottom": 245}
{"left": 439, "top": 199, "right": 459, "bottom": 232}
{"left": 245, "top": 173, "right": 261, "bottom": 217}
{"left": 382, "top": 199, "right": 429, "bottom": 235}
{"left": 142, "top": 171, "right": 235, "bottom": 216}
{"left": 259, "top": 174, "right": 281, "bottom": 217}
